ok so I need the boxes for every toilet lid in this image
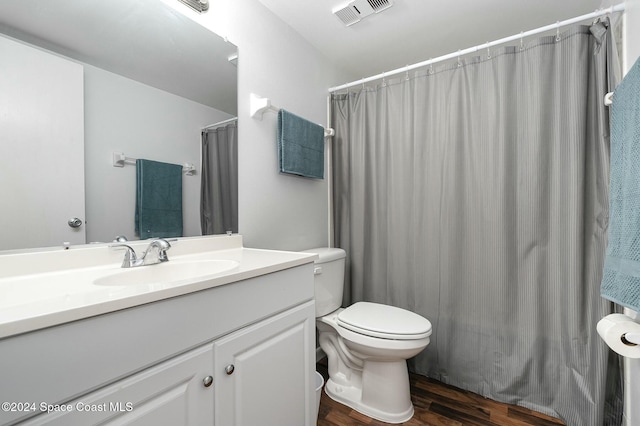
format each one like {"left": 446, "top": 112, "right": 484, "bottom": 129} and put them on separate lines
{"left": 337, "top": 302, "right": 432, "bottom": 340}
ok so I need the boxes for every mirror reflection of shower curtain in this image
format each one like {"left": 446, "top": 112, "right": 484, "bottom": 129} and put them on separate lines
{"left": 200, "top": 122, "right": 238, "bottom": 235}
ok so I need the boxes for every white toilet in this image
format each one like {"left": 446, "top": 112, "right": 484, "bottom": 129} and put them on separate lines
{"left": 304, "top": 247, "right": 432, "bottom": 424}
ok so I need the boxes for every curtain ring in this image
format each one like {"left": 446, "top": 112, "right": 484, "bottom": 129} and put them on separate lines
{"left": 404, "top": 65, "right": 410, "bottom": 81}
{"left": 520, "top": 31, "right": 524, "bottom": 51}
{"left": 555, "top": 21, "right": 561, "bottom": 42}
{"left": 429, "top": 58, "right": 434, "bottom": 75}
{"left": 381, "top": 72, "right": 387, "bottom": 87}
{"left": 486, "top": 41, "right": 491, "bottom": 59}
{"left": 592, "top": 8, "right": 602, "bottom": 25}
{"left": 457, "top": 50, "right": 462, "bottom": 67}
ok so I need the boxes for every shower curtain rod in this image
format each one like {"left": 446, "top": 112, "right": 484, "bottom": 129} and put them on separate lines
{"left": 202, "top": 117, "right": 237, "bottom": 130}
{"left": 329, "top": 3, "right": 625, "bottom": 92}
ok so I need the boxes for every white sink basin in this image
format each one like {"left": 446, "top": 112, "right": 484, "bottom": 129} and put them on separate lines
{"left": 94, "top": 260, "right": 240, "bottom": 286}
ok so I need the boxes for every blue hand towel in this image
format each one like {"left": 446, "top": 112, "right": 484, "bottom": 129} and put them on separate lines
{"left": 601, "top": 57, "right": 640, "bottom": 311}
{"left": 277, "top": 109, "right": 325, "bottom": 179}
{"left": 135, "top": 159, "right": 183, "bottom": 240}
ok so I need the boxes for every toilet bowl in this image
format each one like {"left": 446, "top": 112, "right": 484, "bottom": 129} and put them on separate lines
{"left": 303, "top": 248, "right": 432, "bottom": 424}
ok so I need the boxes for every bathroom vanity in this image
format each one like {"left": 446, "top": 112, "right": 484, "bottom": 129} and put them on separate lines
{"left": 0, "top": 235, "right": 317, "bottom": 425}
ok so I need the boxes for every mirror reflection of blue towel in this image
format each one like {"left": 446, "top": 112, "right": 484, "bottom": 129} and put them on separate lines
{"left": 601, "top": 57, "right": 640, "bottom": 311}
{"left": 277, "top": 109, "right": 324, "bottom": 179}
{"left": 135, "top": 159, "right": 183, "bottom": 240}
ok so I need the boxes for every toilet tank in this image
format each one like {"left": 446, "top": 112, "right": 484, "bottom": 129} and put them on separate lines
{"left": 302, "top": 248, "right": 346, "bottom": 317}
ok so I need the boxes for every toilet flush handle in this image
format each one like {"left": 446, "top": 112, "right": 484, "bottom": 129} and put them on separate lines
{"left": 314, "top": 266, "right": 323, "bottom": 275}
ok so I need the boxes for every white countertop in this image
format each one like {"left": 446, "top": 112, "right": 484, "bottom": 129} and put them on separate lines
{"left": 0, "top": 235, "right": 317, "bottom": 339}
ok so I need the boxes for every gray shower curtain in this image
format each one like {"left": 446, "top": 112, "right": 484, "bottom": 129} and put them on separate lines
{"left": 201, "top": 122, "right": 238, "bottom": 235}
{"left": 331, "top": 22, "right": 621, "bottom": 425}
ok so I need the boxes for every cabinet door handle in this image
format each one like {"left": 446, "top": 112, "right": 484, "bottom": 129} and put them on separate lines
{"left": 225, "top": 364, "right": 235, "bottom": 375}
{"left": 203, "top": 376, "right": 213, "bottom": 387}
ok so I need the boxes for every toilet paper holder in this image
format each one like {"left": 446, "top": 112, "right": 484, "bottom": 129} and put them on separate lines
{"left": 622, "top": 332, "right": 640, "bottom": 346}
{"left": 597, "top": 314, "right": 640, "bottom": 358}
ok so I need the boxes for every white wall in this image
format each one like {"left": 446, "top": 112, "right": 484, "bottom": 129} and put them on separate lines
{"left": 168, "top": 0, "right": 354, "bottom": 251}
{"left": 624, "top": 0, "right": 640, "bottom": 69}
{"left": 84, "top": 64, "right": 232, "bottom": 243}
{"left": 619, "top": 2, "right": 640, "bottom": 425}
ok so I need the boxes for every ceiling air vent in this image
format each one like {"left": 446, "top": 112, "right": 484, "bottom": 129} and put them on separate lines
{"left": 177, "top": 0, "right": 209, "bottom": 13}
{"left": 367, "top": 0, "right": 393, "bottom": 12}
{"left": 332, "top": 0, "right": 394, "bottom": 27}
{"left": 334, "top": 5, "right": 361, "bottom": 26}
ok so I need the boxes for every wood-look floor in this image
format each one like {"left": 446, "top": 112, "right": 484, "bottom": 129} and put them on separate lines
{"left": 316, "top": 361, "right": 565, "bottom": 426}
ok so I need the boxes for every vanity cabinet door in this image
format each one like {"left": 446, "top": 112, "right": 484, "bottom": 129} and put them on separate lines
{"left": 21, "top": 344, "right": 214, "bottom": 426}
{"left": 213, "top": 301, "right": 316, "bottom": 426}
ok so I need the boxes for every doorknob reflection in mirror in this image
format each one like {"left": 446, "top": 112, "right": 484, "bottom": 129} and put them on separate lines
{"left": 68, "top": 218, "right": 83, "bottom": 228}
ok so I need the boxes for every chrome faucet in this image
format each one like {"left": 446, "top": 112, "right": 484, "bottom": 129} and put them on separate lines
{"left": 110, "top": 238, "right": 172, "bottom": 268}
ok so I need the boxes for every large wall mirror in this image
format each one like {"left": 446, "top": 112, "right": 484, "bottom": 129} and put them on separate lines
{"left": 0, "top": 0, "right": 238, "bottom": 252}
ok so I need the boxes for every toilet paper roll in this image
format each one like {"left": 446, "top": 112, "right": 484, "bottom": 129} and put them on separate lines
{"left": 597, "top": 314, "right": 640, "bottom": 358}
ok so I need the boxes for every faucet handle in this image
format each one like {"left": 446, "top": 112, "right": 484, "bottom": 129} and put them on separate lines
{"left": 154, "top": 239, "right": 171, "bottom": 262}
{"left": 108, "top": 243, "right": 138, "bottom": 268}
{"left": 152, "top": 238, "right": 172, "bottom": 250}
{"left": 140, "top": 238, "right": 172, "bottom": 264}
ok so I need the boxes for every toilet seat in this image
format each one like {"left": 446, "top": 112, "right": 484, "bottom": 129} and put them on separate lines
{"left": 337, "top": 302, "right": 432, "bottom": 340}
